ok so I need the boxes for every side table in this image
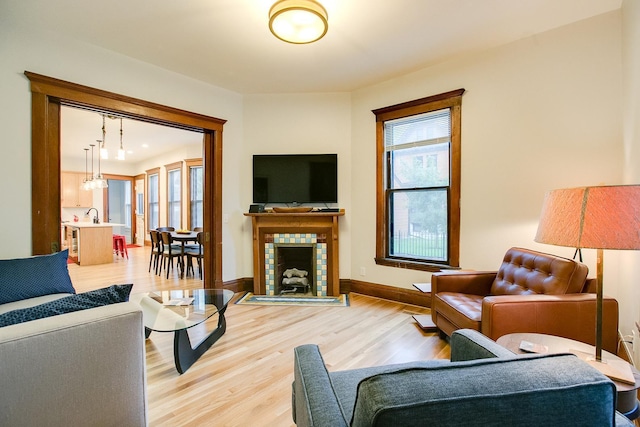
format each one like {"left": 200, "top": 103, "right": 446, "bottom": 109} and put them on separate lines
{"left": 497, "top": 332, "right": 640, "bottom": 420}
{"left": 412, "top": 282, "right": 437, "bottom": 332}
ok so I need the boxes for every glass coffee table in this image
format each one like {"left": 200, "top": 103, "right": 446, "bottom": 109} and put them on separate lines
{"left": 130, "top": 288, "right": 234, "bottom": 374}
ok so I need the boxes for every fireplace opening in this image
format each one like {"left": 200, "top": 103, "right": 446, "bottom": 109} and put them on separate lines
{"left": 276, "top": 246, "right": 314, "bottom": 295}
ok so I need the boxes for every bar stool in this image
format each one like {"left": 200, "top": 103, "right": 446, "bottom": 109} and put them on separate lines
{"left": 112, "top": 234, "right": 128, "bottom": 259}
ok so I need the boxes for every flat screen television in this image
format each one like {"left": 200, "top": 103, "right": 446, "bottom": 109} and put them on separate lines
{"left": 253, "top": 154, "right": 338, "bottom": 204}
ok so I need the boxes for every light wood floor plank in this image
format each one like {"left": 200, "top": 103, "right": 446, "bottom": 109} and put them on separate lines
{"left": 69, "top": 246, "right": 449, "bottom": 427}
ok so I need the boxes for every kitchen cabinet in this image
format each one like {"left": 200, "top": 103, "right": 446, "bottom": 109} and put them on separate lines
{"left": 61, "top": 172, "right": 93, "bottom": 208}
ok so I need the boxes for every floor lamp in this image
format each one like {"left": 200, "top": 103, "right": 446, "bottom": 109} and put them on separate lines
{"left": 535, "top": 185, "right": 640, "bottom": 364}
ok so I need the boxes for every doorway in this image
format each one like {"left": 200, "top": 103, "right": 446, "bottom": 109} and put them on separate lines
{"left": 26, "top": 71, "right": 226, "bottom": 289}
{"left": 106, "top": 178, "right": 133, "bottom": 244}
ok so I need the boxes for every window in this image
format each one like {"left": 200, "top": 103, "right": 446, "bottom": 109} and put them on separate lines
{"left": 186, "top": 159, "right": 203, "bottom": 230}
{"left": 147, "top": 168, "right": 160, "bottom": 231}
{"left": 166, "top": 162, "right": 182, "bottom": 230}
{"left": 136, "top": 193, "right": 144, "bottom": 215}
{"left": 124, "top": 182, "right": 132, "bottom": 228}
{"left": 373, "top": 89, "right": 464, "bottom": 270}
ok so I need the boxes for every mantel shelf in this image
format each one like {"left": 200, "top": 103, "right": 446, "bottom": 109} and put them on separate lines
{"left": 244, "top": 209, "right": 344, "bottom": 218}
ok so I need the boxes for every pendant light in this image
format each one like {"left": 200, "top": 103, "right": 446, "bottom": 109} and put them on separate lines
{"left": 82, "top": 148, "right": 92, "bottom": 190}
{"left": 88, "top": 144, "right": 96, "bottom": 190}
{"left": 100, "top": 114, "right": 108, "bottom": 159}
{"left": 93, "top": 139, "right": 108, "bottom": 189}
{"left": 117, "top": 117, "right": 125, "bottom": 160}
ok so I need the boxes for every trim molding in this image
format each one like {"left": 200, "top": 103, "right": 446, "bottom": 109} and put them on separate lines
{"left": 224, "top": 277, "right": 431, "bottom": 308}
{"left": 344, "top": 279, "right": 431, "bottom": 307}
{"left": 223, "top": 278, "right": 254, "bottom": 294}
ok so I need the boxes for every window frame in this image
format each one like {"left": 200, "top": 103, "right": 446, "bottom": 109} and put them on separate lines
{"left": 373, "top": 89, "right": 464, "bottom": 271}
{"left": 146, "top": 168, "right": 160, "bottom": 231}
{"left": 165, "top": 161, "right": 183, "bottom": 230}
{"left": 186, "top": 158, "right": 203, "bottom": 230}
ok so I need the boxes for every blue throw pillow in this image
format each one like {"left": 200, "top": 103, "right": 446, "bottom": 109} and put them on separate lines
{"left": 0, "top": 284, "right": 133, "bottom": 327}
{"left": 0, "top": 250, "right": 76, "bottom": 305}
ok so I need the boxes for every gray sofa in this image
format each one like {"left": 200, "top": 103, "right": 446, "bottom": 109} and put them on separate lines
{"left": 292, "top": 329, "right": 633, "bottom": 426}
{"left": 0, "top": 293, "right": 148, "bottom": 427}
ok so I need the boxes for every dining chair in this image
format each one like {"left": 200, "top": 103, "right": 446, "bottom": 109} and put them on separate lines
{"left": 148, "top": 230, "right": 162, "bottom": 275}
{"left": 156, "top": 226, "right": 175, "bottom": 232}
{"left": 160, "top": 231, "right": 183, "bottom": 279}
{"left": 184, "top": 232, "right": 204, "bottom": 279}
{"left": 184, "top": 229, "right": 203, "bottom": 251}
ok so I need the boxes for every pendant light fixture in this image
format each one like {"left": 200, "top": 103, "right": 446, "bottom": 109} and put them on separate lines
{"left": 82, "top": 143, "right": 108, "bottom": 190}
{"left": 100, "top": 114, "right": 108, "bottom": 159}
{"left": 93, "top": 139, "right": 108, "bottom": 189}
{"left": 82, "top": 148, "right": 92, "bottom": 190}
{"left": 269, "top": 0, "right": 328, "bottom": 44}
{"left": 117, "top": 117, "right": 125, "bottom": 160}
{"left": 88, "top": 144, "right": 96, "bottom": 190}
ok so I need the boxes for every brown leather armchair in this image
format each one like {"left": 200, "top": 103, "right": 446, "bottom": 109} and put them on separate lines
{"left": 431, "top": 247, "right": 620, "bottom": 354}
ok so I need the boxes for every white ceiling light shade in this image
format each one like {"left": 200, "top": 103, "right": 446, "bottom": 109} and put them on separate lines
{"left": 269, "top": 0, "right": 328, "bottom": 44}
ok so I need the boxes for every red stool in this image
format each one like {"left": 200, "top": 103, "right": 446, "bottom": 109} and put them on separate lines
{"left": 112, "top": 235, "right": 128, "bottom": 259}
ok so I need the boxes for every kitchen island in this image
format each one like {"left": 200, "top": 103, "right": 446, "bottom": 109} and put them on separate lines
{"left": 63, "top": 222, "right": 124, "bottom": 266}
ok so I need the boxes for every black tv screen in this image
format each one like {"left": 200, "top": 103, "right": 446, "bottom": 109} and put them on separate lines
{"left": 253, "top": 154, "right": 338, "bottom": 204}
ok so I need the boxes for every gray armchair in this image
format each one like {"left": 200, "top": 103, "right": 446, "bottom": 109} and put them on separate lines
{"left": 292, "top": 329, "right": 632, "bottom": 426}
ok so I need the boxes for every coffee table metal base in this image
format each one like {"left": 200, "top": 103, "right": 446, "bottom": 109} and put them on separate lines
{"left": 145, "top": 307, "right": 227, "bottom": 374}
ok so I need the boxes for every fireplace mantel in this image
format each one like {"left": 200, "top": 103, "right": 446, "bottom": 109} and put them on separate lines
{"left": 244, "top": 210, "right": 345, "bottom": 296}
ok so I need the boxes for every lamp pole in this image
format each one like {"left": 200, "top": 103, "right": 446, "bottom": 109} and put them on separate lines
{"left": 595, "top": 248, "right": 603, "bottom": 362}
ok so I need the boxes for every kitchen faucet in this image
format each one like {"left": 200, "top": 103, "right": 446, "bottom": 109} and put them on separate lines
{"left": 86, "top": 208, "right": 100, "bottom": 224}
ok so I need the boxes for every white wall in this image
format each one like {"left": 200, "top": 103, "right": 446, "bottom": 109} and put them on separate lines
{"left": 620, "top": 0, "right": 640, "bottom": 340}
{"left": 350, "top": 11, "right": 622, "bottom": 289}
{"left": 0, "top": 20, "right": 245, "bottom": 281}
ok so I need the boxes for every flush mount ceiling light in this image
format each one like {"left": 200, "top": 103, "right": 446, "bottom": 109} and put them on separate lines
{"left": 269, "top": 0, "right": 328, "bottom": 44}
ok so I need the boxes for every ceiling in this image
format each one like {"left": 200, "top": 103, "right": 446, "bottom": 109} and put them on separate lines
{"left": 61, "top": 106, "right": 202, "bottom": 164}
{"left": 7, "top": 0, "right": 621, "bottom": 95}
{"left": 10, "top": 0, "right": 622, "bottom": 164}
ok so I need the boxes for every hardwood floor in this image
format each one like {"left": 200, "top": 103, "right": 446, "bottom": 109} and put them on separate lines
{"left": 69, "top": 246, "right": 449, "bottom": 427}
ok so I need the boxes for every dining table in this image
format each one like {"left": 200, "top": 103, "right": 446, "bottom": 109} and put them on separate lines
{"left": 170, "top": 231, "right": 199, "bottom": 278}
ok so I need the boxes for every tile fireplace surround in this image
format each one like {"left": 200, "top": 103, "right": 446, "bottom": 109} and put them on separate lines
{"left": 245, "top": 210, "right": 344, "bottom": 296}
{"left": 265, "top": 233, "right": 327, "bottom": 296}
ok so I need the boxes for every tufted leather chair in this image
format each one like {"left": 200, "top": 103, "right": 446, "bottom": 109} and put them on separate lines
{"left": 431, "top": 247, "right": 620, "bottom": 354}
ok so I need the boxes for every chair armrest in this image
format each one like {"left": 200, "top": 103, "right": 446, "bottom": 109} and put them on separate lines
{"left": 432, "top": 271, "right": 497, "bottom": 296}
{"left": 292, "top": 344, "right": 348, "bottom": 427}
{"left": 616, "top": 411, "right": 635, "bottom": 426}
{"left": 450, "top": 329, "right": 517, "bottom": 361}
{"left": 0, "top": 302, "right": 147, "bottom": 426}
{"left": 481, "top": 294, "right": 619, "bottom": 354}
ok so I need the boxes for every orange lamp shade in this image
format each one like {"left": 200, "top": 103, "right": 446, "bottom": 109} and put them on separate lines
{"left": 535, "top": 185, "right": 640, "bottom": 250}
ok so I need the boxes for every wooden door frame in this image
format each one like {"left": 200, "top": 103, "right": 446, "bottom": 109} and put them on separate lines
{"left": 26, "top": 71, "right": 226, "bottom": 289}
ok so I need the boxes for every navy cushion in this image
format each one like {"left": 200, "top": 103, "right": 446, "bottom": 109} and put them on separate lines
{"left": 0, "top": 250, "right": 76, "bottom": 304}
{"left": 0, "top": 284, "right": 133, "bottom": 327}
